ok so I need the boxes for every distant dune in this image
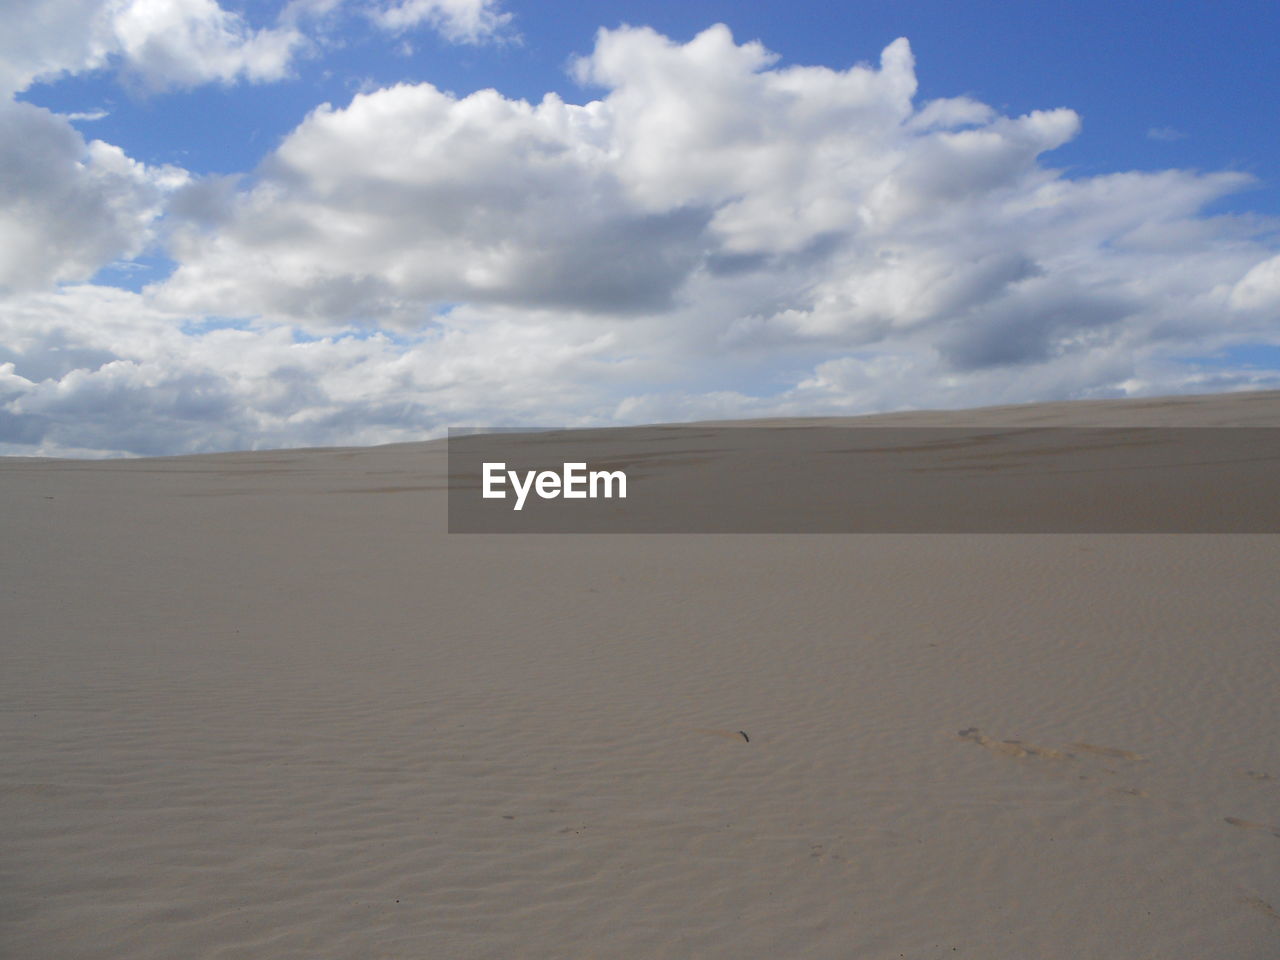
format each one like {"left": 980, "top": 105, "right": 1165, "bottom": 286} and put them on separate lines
{"left": 3, "top": 390, "right": 1279, "bottom": 959}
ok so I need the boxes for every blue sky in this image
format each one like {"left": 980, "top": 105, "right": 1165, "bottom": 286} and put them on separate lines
{"left": 2, "top": 0, "right": 1279, "bottom": 455}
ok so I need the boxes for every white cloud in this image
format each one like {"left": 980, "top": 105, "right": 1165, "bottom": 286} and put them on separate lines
{"left": 0, "top": 285, "right": 625, "bottom": 455}
{"left": 0, "top": 99, "right": 187, "bottom": 291}
{"left": 159, "top": 26, "right": 1276, "bottom": 342}
{"left": 59, "top": 108, "right": 110, "bottom": 121}
{"left": 108, "top": 0, "right": 304, "bottom": 90}
{"left": 0, "top": 1, "right": 304, "bottom": 295}
{"left": 371, "top": 0, "right": 513, "bottom": 43}
{"left": 0, "top": 0, "right": 517, "bottom": 302}
{"left": 2, "top": 0, "right": 511, "bottom": 97}
{"left": 0, "top": 0, "right": 111, "bottom": 97}
{"left": 159, "top": 80, "right": 708, "bottom": 323}
{"left": 160, "top": 28, "right": 1080, "bottom": 325}
{"left": 1230, "top": 254, "right": 1280, "bottom": 312}
{"left": 0, "top": 0, "right": 305, "bottom": 95}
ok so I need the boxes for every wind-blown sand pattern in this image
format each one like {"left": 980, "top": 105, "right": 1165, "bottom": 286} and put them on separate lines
{"left": 3, "top": 391, "right": 1279, "bottom": 958}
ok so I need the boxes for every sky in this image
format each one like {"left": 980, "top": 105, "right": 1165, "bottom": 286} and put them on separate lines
{"left": 2, "top": 0, "right": 1279, "bottom": 456}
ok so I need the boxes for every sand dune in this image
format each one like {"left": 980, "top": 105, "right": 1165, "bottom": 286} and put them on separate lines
{"left": 3, "top": 391, "right": 1279, "bottom": 958}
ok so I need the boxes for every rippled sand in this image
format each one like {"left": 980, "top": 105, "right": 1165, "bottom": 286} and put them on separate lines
{"left": 4, "top": 391, "right": 1279, "bottom": 958}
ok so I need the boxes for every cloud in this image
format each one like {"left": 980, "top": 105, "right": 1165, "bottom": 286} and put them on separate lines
{"left": 0, "top": 1, "right": 308, "bottom": 295}
{"left": 1231, "top": 254, "right": 1280, "bottom": 312}
{"left": 159, "top": 28, "right": 1080, "bottom": 327}
{"left": 0, "top": 0, "right": 519, "bottom": 301}
{"left": 1147, "top": 126, "right": 1188, "bottom": 142}
{"left": 158, "top": 26, "right": 1274, "bottom": 341}
{"left": 371, "top": 0, "right": 513, "bottom": 43}
{"left": 0, "top": 99, "right": 187, "bottom": 291}
{"left": 59, "top": 108, "right": 110, "bottom": 121}
{"left": 0, "top": 286, "right": 625, "bottom": 456}
{"left": 159, "top": 80, "right": 711, "bottom": 323}
{"left": 2, "top": 0, "right": 513, "bottom": 97}
{"left": 0, "top": 0, "right": 110, "bottom": 97}
{"left": 108, "top": 0, "right": 304, "bottom": 90}
{"left": 1, "top": 23, "right": 1278, "bottom": 455}
{"left": 1, "top": 0, "right": 305, "bottom": 96}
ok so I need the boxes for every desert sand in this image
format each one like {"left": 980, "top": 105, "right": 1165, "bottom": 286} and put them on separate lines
{"left": 3, "top": 391, "right": 1279, "bottom": 959}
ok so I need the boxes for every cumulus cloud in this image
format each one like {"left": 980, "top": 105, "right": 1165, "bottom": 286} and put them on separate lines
{"left": 0, "top": 2, "right": 293, "bottom": 292}
{"left": 1, "top": 0, "right": 110, "bottom": 96}
{"left": 159, "top": 80, "right": 710, "bottom": 324}
{"left": 160, "top": 29, "right": 1082, "bottom": 327}
{"left": 0, "top": 100, "right": 187, "bottom": 291}
{"left": 1, "top": 0, "right": 306, "bottom": 95}
{"left": 108, "top": 0, "right": 304, "bottom": 90}
{"left": 0, "top": 0, "right": 520, "bottom": 302}
{"left": 2, "top": 23, "right": 1278, "bottom": 455}
{"left": 159, "top": 27, "right": 1276, "bottom": 341}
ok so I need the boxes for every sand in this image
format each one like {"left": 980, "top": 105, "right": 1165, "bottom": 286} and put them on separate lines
{"left": 3, "top": 391, "right": 1279, "bottom": 958}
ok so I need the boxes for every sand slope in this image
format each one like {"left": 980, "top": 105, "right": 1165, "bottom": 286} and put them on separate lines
{"left": 3, "top": 391, "right": 1279, "bottom": 958}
